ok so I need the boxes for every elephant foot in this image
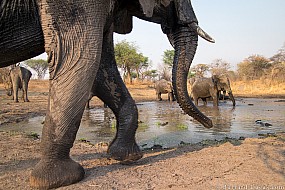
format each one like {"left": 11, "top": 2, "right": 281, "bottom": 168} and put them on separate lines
{"left": 108, "top": 140, "right": 143, "bottom": 163}
{"left": 30, "top": 158, "right": 85, "bottom": 189}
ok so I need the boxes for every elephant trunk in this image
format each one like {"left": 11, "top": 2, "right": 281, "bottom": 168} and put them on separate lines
{"left": 228, "top": 91, "right": 236, "bottom": 107}
{"left": 227, "top": 78, "right": 236, "bottom": 106}
{"left": 171, "top": 27, "right": 213, "bottom": 128}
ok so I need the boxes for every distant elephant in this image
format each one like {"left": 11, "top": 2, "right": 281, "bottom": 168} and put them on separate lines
{"left": 3, "top": 66, "right": 32, "bottom": 102}
{"left": 0, "top": 0, "right": 215, "bottom": 188}
{"left": 191, "top": 75, "right": 235, "bottom": 106}
{"left": 155, "top": 79, "right": 175, "bottom": 101}
{"left": 85, "top": 92, "right": 107, "bottom": 109}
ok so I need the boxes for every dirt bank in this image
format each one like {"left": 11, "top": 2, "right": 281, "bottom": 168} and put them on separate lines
{"left": 1, "top": 131, "right": 285, "bottom": 189}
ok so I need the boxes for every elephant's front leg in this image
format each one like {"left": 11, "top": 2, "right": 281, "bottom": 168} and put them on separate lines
{"left": 93, "top": 30, "right": 142, "bottom": 163}
{"left": 30, "top": 2, "right": 108, "bottom": 189}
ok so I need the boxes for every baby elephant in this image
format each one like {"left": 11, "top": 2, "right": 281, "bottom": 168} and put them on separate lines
{"left": 155, "top": 79, "right": 175, "bottom": 101}
{"left": 4, "top": 66, "right": 32, "bottom": 102}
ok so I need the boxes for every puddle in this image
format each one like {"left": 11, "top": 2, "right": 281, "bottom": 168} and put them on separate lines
{"left": 1, "top": 98, "right": 285, "bottom": 148}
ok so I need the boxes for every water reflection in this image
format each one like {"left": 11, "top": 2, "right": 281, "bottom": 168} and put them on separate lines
{"left": 0, "top": 98, "right": 284, "bottom": 148}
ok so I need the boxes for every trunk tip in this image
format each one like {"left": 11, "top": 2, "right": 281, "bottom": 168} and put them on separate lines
{"left": 203, "top": 119, "right": 213, "bottom": 128}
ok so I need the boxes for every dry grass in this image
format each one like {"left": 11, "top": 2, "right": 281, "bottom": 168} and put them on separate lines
{"left": 231, "top": 80, "right": 285, "bottom": 98}
{"left": 1, "top": 79, "right": 285, "bottom": 102}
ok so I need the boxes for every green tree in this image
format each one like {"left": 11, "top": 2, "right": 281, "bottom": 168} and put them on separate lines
{"left": 134, "top": 53, "right": 149, "bottom": 80}
{"left": 237, "top": 55, "right": 270, "bottom": 80}
{"left": 142, "top": 69, "right": 158, "bottom": 81}
{"left": 25, "top": 59, "right": 48, "bottom": 79}
{"left": 162, "top": 49, "right": 174, "bottom": 68}
{"left": 115, "top": 40, "right": 149, "bottom": 84}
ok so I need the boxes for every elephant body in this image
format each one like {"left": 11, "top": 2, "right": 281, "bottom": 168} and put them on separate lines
{"left": 155, "top": 79, "right": 175, "bottom": 101}
{"left": 3, "top": 66, "right": 32, "bottom": 102}
{"left": 0, "top": 0, "right": 215, "bottom": 188}
{"left": 191, "top": 75, "right": 235, "bottom": 106}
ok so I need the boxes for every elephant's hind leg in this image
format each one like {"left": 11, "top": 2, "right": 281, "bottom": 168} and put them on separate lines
{"left": 93, "top": 30, "right": 142, "bottom": 163}
{"left": 94, "top": 67, "right": 143, "bottom": 162}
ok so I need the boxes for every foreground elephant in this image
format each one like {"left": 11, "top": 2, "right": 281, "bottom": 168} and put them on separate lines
{"left": 0, "top": 0, "right": 214, "bottom": 188}
{"left": 155, "top": 79, "right": 175, "bottom": 101}
{"left": 191, "top": 75, "right": 236, "bottom": 106}
{"left": 3, "top": 66, "right": 32, "bottom": 102}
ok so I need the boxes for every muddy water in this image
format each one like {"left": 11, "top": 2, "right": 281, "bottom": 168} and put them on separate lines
{"left": 1, "top": 98, "right": 285, "bottom": 148}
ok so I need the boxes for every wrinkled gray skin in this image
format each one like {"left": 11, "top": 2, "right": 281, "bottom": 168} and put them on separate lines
{"left": 155, "top": 79, "right": 175, "bottom": 101}
{"left": 191, "top": 75, "right": 236, "bottom": 106}
{"left": 2, "top": 66, "right": 32, "bottom": 102}
{"left": 0, "top": 0, "right": 214, "bottom": 188}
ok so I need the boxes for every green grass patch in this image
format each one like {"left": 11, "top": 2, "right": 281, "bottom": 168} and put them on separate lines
{"left": 177, "top": 124, "right": 188, "bottom": 130}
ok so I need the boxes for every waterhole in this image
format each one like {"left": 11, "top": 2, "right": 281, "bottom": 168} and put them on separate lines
{"left": 1, "top": 98, "right": 284, "bottom": 148}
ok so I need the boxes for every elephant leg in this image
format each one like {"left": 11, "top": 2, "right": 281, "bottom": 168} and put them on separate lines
{"left": 93, "top": 28, "right": 142, "bottom": 162}
{"left": 85, "top": 94, "right": 92, "bottom": 109}
{"left": 168, "top": 92, "right": 174, "bottom": 101}
{"left": 223, "top": 90, "right": 226, "bottom": 101}
{"left": 158, "top": 92, "right": 162, "bottom": 101}
{"left": 11, "top": 77, "right": 19, "bottom": 102}
{"left": 202, "top": 98, "right": 207, "bottom": 106}
{"left": 30, "top": 2, "right": 108, "bottom": 189}
{"left": 22, "top": 81, "right": 29, "bottom": 102}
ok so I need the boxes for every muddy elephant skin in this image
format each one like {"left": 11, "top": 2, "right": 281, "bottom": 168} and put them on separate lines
{"left": 0, "top": 0, "right": 214, "bottom": 189}
{"left": 191, "top": 75, "right": 236, "bottom": 106}
{"left": 3, "top": 66, "right": 32, "bottom": 102}
{"left": 155, "top": 79, "right": 175, "bottom": 101}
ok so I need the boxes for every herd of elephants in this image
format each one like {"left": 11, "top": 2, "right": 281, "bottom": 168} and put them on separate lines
{"left": 0, "top": 0, "right": 238, "bottom": 189}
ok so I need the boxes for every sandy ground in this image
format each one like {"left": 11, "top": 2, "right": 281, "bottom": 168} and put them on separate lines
{"left": 0, "top": 80, "right": 285, "bottom": 189}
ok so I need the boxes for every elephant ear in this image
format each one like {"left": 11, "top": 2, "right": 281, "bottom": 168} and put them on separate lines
{"left": 211, "top": 75, "right": 220, "bottom": 88}
{"left": 114, "top": 9, "right": 133, "bottom": 34}
{"left": 139, "top": 0, "right": 171, "bottom": 17}
{"left": 174, "top": 0, "right": 198, "bottom": 24}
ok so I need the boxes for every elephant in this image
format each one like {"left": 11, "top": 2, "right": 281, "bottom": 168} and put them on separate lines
{"left": 85, "top": 92, "right": 108, "bottom": 109}
{"left": 191, "top": 75, "right": 236, "bottom": 107}
{"left": 0, "top": 0, "right": 215, "bottom": 188}
{"left": 155, "top": 79, "right": 175, "bottom": 101}
{"left": 2, "top": 66, "right": 32, "bottom": 102}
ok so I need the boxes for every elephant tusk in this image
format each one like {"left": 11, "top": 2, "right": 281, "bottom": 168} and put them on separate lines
{"left": 189, "top": 22, "right": 215, "bottom": 43}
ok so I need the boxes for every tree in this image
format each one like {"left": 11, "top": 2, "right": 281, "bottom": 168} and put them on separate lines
{"left": 141, "top": 69, "right": 158, "bottom": 81}
{"left": 190, "top": 64, "right": 210, "bottom": 78}
{"left": 115, "top": 40, "right": 149, "bottom": 84}
{"left": 162, "top": 49, "right": 174, "bottom": 68}
{"left": 270, "top": 42, "right": 285, "bottom": 63}
{"left": 133, "top": 53, "right": 149, "bottom": 80}
{"left": 237, "top": 55, "right": 270, "bottom": 80}
{"left": 269, "top": 43, "right": 285, "bottom": 83}
{"left": 210, "top": 59, "right": 231, "bottom": 76}
{"left": 25, "top": 59, "right": 48, "bottom": 79}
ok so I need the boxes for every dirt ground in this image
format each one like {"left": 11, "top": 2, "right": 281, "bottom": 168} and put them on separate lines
{"left": 1, "top": 80, "right": 285, "bottom": 189}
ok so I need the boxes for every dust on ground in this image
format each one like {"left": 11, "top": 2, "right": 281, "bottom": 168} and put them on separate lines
{"left": 0, "top": 80, "right": 285, "bottom": 189}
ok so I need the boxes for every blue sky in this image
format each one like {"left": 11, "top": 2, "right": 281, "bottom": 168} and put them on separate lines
{"left": 36, "top": 0, "right": 285, "bottom": 71}
{"left": 114, "top": 0, "right": 285, "bottom": 70}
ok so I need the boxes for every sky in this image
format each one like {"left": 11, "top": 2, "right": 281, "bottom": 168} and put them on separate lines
{"left": 36, "top": 0, "right": 285, "bottom": 71}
